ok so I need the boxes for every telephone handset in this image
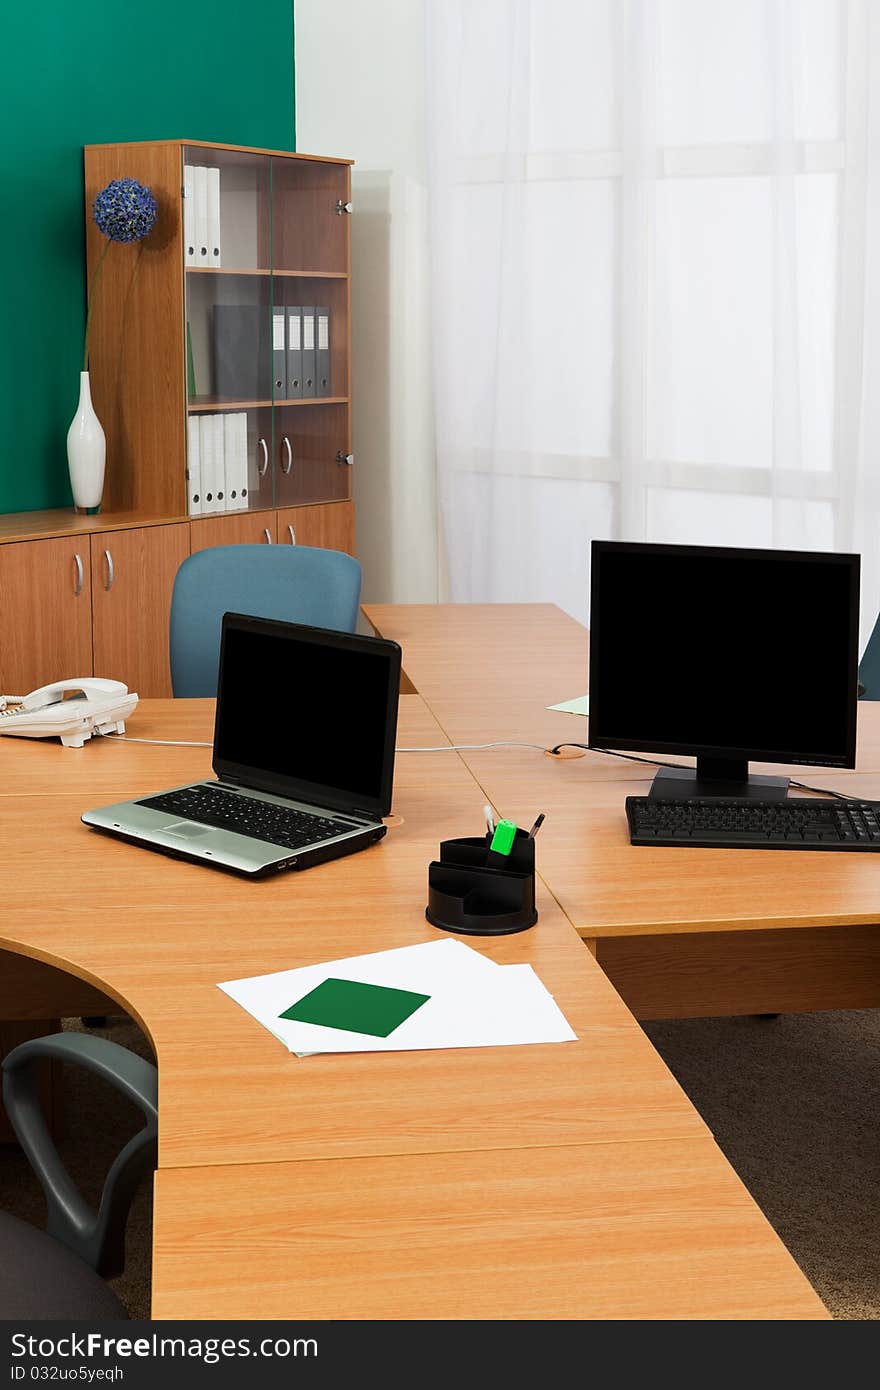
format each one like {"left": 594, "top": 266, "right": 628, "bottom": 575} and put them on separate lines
{"left": 0, "top": 678, "right": 139, "bottom": 748}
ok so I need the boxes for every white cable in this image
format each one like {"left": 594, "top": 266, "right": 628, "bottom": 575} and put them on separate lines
{"left": 395, "top": 740, "right": 547, "bottom": 752}
{"left": 98, "top": 732, "right": 213, "bottom": 747}
{"left": 98, "top": 732, "right": 548, "bottom": 754}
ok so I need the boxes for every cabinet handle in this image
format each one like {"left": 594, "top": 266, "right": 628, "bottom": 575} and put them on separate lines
{"left": 72, "top": 552, "right": 84, "bottom": 597}
{"left": 103, "top": 549, "right": 114, "bottom": 591}
{"left": 335, "top": 451, "right": 354, "bottom": 467}
{"left": 281, "top": 435, "right": 293, "bottom": 475}
{"left": 335, "top": 199, "right": 354, "bottom": 215}
{"left": 263, "top": 528, "right": 273, "bottom": 545}
{"left": 287, "top": 524, "right": 296, "bottom": 545}
{"left": 258, "top": 437, "right": 269, "bottom": 477}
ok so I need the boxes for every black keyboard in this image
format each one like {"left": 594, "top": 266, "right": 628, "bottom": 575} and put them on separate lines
{"left": 139, "top": 785, "right": 353, "bottom": 851}
{"left": 626, "top": 796, "right": 880, "bottom": 850}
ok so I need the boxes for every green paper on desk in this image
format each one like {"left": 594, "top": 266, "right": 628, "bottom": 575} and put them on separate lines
{"left": 548, "top": 694, "right": 589, "bottom": 716}
{"left": 279, "top": 976, "right": 430, "bottom": 1038}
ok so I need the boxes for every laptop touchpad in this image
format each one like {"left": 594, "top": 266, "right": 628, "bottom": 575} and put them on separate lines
{"left": 164, "top": 822, "right": 214, "bottom": 839}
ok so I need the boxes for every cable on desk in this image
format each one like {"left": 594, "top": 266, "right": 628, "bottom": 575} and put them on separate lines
{"left": 549, "top": 741, "right": 856, "bottom": 800}
{"left": 96, "top": 730, "right": 860, "bottom": 797}
{"left": 97, "top": 732, "right": 547, "bottom": 753}
{"left": 396, "top": 740, "right": 548, "bottom": 753}
{"left": 97, "top": 732, "right": 213, "bottom": 748}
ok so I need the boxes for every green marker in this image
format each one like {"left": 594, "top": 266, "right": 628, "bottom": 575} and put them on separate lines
{"left": 489, "top": 818, "right": 517, "bottom": 856}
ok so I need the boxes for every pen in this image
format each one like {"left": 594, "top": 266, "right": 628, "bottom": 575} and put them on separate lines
{"left": 483, "top": 803, "right": 496, "bottom": 837}
{"left": 527, "top": 813, "right": 545, "bottom": 839}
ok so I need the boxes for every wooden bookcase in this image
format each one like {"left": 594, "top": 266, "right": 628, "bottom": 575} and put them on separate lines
{"left": 0, "top": 142, "right": 356, "bottom": 700}
{"left": 0, "top": 142, "right": 355, "bottom": 700}
{"left": 83, "top": 140, "right": 354, "bottom": 521}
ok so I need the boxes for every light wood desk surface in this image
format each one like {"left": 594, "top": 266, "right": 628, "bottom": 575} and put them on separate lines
{"left": 152, "top": 1140, "right": 824, "bottom": 1321}
{"left": 364, "top": 603, "right": 880, "bottom": 1018}
{"left": 0, "top": 697, "right": 714, "bottom": 1169}
{"left": 0, "top": 695, "right": 826, "bottom": 1318}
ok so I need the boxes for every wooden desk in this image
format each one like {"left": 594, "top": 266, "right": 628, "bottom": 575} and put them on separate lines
{"left": 0, "top": 696, "right": 825, "bottom": 1318}
{"left": 364, "top": 603, "right": 880, "bottom": 1018}
{"left": 152, "top": 1141, "right": 823, "bottom": 1321}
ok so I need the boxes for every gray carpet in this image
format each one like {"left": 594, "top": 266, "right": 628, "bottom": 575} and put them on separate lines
{"left": 1, "top": 1010, "right": 878, "bottom": 1319}
{"left": 644, "top": 1010, "right": 880, "bottom": 1320}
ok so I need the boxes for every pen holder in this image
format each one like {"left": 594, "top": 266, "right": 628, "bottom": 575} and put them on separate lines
{"left": 426, "top": 829, "right": 538, "bottom": 936}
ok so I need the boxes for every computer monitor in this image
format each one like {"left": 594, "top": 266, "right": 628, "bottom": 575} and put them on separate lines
{"left": 588, "top": 541, "right": 860, "bottom": 799}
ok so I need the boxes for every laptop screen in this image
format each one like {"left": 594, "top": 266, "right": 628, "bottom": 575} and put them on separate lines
{"left": 213, "top": 614, "right": 401, "bottom": 818}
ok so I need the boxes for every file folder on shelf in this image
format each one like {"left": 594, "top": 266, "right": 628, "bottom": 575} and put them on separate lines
{"left": 214, "top": 414, "right": 226, "bottom": 509}
{"left": 272, "top": 306, "right": 287, "bottom": 399}
{"left": 186, "top": 416, "right": 202, "bottom": 516}
{"left": 199, "top": 414, "right": 225, "bottom": 514}
{"left": 286, "top": 307, "right": 303, "bottom": 398}
{"left": 212, "top": 305, "right": 271, "bottom": 400}
{"left": 223, "top": 412, "right": 249, "bottom": 511}
{"left": 206, "top": 166, "right": 222, "bottom": 267}
{"left": 301, "top": 306, "right": 316, "bottom": 397}
{"left": 237, "top": 413, "right": 249, "bottom": 509}
{"left": 316, "top": 308, "right": 331, "bottom": 396}
{"left": 183, "top": 165, "right": 195, "bottom": 266}
{"left": 193, "top": 166, "right": 209, "bottom": 266}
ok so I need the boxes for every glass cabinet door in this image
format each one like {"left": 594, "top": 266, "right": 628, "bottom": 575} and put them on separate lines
{"left": 183, "top": 146, "right": 276, "bottom": 516}
{"left": 269, "top": 156, "right": 352, "bottom": 510}
{"left": 183, "top": 148, "right": 352, "bottom": 520}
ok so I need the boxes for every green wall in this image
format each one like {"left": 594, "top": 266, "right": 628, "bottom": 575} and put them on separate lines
{"left": 0, "top": 1, "right": 295, "bottom": 514}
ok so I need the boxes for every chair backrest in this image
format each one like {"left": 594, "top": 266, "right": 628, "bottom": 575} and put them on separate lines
{"left": 169, "top": 544, "right": 363, "bottom": 697}
{"left": 859, "top": 613, "right": 880, "bottom": 699}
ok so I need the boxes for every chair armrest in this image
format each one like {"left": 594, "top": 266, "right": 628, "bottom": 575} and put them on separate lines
{"left": 2, "top": 1032, "right": 158, "bottom": 1278}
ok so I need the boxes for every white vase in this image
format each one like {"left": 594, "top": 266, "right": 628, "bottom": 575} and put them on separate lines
{"left": 66, "top": 371, "right": 105, "bottom": 514}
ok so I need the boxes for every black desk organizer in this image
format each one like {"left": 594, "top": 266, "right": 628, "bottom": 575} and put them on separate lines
{"left": 426, "top": 828, "right": 537, "bottom": 936}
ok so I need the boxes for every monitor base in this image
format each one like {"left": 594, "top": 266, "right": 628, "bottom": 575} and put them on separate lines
{"left": 649, "top": 763, "right": 790, "bottom": 801}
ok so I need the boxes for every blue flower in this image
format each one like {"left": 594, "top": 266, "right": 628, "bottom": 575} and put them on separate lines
{"left": 92, "top": 178, "right": 157, "bottom": 243}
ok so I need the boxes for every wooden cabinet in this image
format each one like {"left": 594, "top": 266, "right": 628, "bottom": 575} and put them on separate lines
{"left": 90, "top": 524, "right": 190, "bottom": 697}
{"left": 277, "top": 502, "right": 355, "bottom": 555}
{"left": 0, "top": 537, "right": 92, "bottom": 694}
{"left": 190, "top": 512, "right": 277, "bottom": 552}
{"left": 83, "top": 140, "right": 354, "bottom": 529}
{"left": 0, "top": 142, "right": 361, "bottom": 706}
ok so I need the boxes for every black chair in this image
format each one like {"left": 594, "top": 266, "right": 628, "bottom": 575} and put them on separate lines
{"left": 858, "top": 614, "right": 880, "bottom": 699}
{"left": 0, "top": 1032, "right": 157, "bottom": 1319}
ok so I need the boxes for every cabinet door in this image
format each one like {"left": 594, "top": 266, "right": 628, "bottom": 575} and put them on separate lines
{"left": 91, "top": 525, "right": 190, "bottom": 697}
{"left": 190, "top": 512, "right": 277, "bottom": 552}
{"left": 274, "top": 403, "right": 352, "bottom": 509}
{"left": 277, "top": 502, "right": 355, "bottom": 555}
{"left": 0, "top": 538, "right": 92, "bottom": 693}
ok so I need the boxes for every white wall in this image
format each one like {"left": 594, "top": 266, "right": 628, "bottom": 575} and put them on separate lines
{"left": 295, "top": 0, "right": 438, "bottom": 603}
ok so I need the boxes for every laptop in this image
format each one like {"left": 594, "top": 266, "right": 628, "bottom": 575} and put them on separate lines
{"left": 82, "top": 612, "right": 402, "bottom": 877}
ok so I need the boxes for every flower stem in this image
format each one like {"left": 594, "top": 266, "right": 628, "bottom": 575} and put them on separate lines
{"left": 82, "top": 238, "right": 112, "bottom": 372}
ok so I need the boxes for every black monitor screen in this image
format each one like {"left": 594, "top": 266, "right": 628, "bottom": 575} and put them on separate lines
{"left": 589, "top": 542, "right": 859, "bottom": 768}
{"left": 213, "top": 616, "right": 400, "bottom": 816}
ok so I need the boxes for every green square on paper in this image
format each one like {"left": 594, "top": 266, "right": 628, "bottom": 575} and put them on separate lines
{"left": 279, "top": 977, "right": 430, "bottom": 1038}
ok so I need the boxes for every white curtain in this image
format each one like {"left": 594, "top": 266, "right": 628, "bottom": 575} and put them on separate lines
{"left": 425, "top": 0, "right": 880, "bottom": 648}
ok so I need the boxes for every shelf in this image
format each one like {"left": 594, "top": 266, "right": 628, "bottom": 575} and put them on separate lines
{"left": 186, "top": 268, "right": 348, "bottom": 278}
{"left": 188, "top": 396, "right": 349, "bottom": 412}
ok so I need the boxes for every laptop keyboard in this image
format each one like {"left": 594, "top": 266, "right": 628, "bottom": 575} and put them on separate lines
{"left": 138, "top": 785, "right": 354, "bottom": 851}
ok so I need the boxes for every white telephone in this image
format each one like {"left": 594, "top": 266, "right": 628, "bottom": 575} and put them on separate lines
{"left": 0, "top": 678, "right": 139, "bottom": 748}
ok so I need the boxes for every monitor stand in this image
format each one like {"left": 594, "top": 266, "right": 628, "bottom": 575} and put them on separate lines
{"left": 649, "top": 756, "right": 790, "bottom": 801}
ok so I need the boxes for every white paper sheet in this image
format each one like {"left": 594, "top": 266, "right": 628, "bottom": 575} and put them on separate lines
{"left": 547, "top": 694, "right": 589, "bottom": 716}
{"left": 218, "top": 939, "right": 576, "bottom": 1056}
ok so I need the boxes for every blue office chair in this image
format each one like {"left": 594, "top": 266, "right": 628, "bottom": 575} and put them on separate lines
{"left": 169, "top": 544, "right": 363, "bottom": 697}
{"left": 858, "top": 613, "right": 880, "bottom": 698}
{"left": 1, "top": 1033, "right": 158, "bottom": 1319}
